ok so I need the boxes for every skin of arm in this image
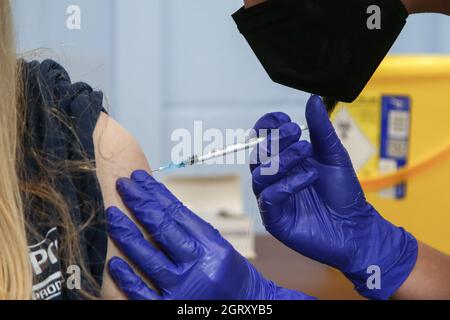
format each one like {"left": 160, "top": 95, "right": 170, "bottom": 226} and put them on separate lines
{"left": 93, "top": 112, "right": 154, "bottom": 299}
{"left": 393, "top": 242, "right": 450, "bottom": 300}
{"left": 244, "top": 0, "right": 450, "bottom": 15}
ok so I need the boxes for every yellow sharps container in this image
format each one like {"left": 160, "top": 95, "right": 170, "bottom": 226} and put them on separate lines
{"left": 332, "top": 55, "right": 450, "bottom": 254}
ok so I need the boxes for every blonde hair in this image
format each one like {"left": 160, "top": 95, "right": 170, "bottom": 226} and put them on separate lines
{"left": 0, "top": 0, "right": 101, "bottom": 299}
{"left": 0, "top": 0, "right": 33, "bottom": 299}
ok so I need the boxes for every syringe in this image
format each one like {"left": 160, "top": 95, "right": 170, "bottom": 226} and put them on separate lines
{"left": 152, "top": 125, "right": 308, "bottom": 173}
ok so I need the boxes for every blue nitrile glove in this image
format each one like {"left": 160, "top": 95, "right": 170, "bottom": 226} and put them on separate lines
{"left": 251, "top": 95, "right": 418, "bottom": 300}
{"left": 107, "top": 171, "right": 315, "bottom": 300}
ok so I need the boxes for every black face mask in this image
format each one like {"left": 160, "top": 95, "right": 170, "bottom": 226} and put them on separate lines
{"left": 232, "top": 0, "right": 408, "bottom": 103}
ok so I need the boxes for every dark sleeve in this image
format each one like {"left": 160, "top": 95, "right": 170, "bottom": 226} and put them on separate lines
{"left": 24, "top": 59, "right": 108, "bottom": 294}
{"left": 36, "top": 59, "right": 106, "bottom": 156}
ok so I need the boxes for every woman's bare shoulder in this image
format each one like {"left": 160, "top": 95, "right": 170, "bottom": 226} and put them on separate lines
{"left": 93, "top": 112, "right": 152, "bottom": 300}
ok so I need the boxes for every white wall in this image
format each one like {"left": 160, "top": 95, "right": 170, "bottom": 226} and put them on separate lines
{"left": 13, "top": 0, "right": 450, "bottom": 232}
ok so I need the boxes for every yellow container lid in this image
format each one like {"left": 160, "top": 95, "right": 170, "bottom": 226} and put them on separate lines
{"left": 372, "top": 55, "right": 450, "bottom": 80}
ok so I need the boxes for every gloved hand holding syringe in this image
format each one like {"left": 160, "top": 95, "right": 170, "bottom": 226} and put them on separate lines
{"left": 152, "top": 124, "right": 309, "bottom": 173}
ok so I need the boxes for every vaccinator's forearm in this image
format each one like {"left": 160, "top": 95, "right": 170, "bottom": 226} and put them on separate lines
{"left": 244, "top": 0, "right": 266, "bottom": 9}
{"left": 392, "top": 242, "right": 450, "bottom": 300}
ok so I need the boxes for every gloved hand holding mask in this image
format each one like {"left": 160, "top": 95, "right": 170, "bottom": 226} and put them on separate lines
{"left": 251, "top": 95, "right": 418, "bottom": 300}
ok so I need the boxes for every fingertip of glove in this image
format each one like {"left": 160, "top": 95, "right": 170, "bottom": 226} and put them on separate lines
{"left": 109, "top": 257, "right": 123, "bottom": 270}
{"left": 116, "top": 177, "right": 133, "bottom": 193}
{"left": 108, "top": 257, "right": 129, "bottom": 278}
{"left": 280, "top": 121, "right": 302, "bottom": 138}
{"left": 131, "top": 170, "right": 153, "bottom": 183}
{"left": 106, "top": 206, "right": 122, "bottom": 224}
{"left": 270, "top": 112, "right": 291, "bottom": 124}
{"left": 106, "top": 207, "right": 138, "bottom": 239}
{"left": 306, "top": 95, "right": 328, "bottom": 123}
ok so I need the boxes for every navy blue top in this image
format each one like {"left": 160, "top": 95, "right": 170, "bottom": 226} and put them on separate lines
{"left": 22, "top": 59, "right": 107, "bottom": 300}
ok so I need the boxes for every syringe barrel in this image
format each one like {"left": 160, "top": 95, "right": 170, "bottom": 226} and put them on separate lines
{"left": 156, "top": 125, "right": 308, "bottom": 171}
{"left": 195, "top": 136, "right": 266, "bottom": 164}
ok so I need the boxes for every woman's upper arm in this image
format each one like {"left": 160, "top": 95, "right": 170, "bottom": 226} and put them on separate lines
{"left": 93, "top": 112, "right": 152, "bottom": 300}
